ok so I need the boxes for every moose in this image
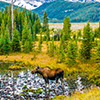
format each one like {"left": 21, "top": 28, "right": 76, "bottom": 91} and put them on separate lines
{"left": 31, "top": 65, "right": 64, "bottom": 95}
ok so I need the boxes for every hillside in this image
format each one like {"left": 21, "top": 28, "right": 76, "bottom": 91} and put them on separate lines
{"left": 0, "top": 1, "right": 10, "bottom": 10}
{"left": 0, "top": 1, "right": 100, "bottom": 23}
{"left": 34, "top": 0, "right": 100, "bottom": 22}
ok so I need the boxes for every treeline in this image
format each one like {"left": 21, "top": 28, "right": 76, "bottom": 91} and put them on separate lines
{"left": 0, "top": 5, "right": 50, "bottom": 54}
{"left": 0, "top": 5, "right": 100, "bottom": 66}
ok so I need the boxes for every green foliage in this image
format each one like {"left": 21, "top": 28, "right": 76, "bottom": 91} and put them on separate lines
{"left": 63, "top": 16, "right": 71, "bottom": 40}
{"left": 94, "top": 21, "right": 100, "bottom": 38}
{"left": 12, "top": 27, "right": 21, "bottom": 52}
{"left": 0, "top": 19, "right": 5, "bottom": 35}
{"left": 9, "top": 65, "right": 22, "bottom": 70}
{"left": 23, "top": 40, "right": 30, "bottom": 53}
{"left": 77, "top": 29, "right": 82, "bottom": 40}
{"left": 66, "top": 41, "right": 78, "bottom": 65}
{"left": 49, "top": 37, "right": 55, "bottom": 57}
{"left": 22, "top": 16, "right": 33, "bottom": 52}
{"left": 80, "top": 22, "right": 93, "bottom": 60}
{"left": 43, "top": 10, "right": 49, "bottom": 32}
{"left": 0, "top": 34, "right": 5, "bottom": 54}
{"left": 96, "top": 42, "right": 100, "bottom": 60}
{"left": 3, "top": 27, "right": 11, "bottom": 54}
{"left": 0, "top": 27, "right": 11, "bottom": 54}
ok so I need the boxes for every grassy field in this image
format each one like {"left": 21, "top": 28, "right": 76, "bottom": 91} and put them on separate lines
{"left": 52, "top": 87, "right": 100, "bottom": 100}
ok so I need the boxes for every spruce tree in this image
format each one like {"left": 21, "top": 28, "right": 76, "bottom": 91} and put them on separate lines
{"left": 22, "top": 16, "right": 33, "bottom": 52}
{"left": 49, "top": 37, "right": 55, "bottom": 57}
{"left": 3, "top": 27, "right": 11, "bottom": 54}
{"left": 8, "top": 5, "right": 12, "bottom": 40}
{"left": 37, "top": 28, "right": 43, "bottom": 53}
{"left": 0, "top": 34, "right": 5, "bottom": 54}
{"left": 43, "top": 10, "right": 49, "bottom": 32}
{"left": 77, "top": 29, "right": 82, "bottom": 40}
{"left": 80, "top": 22, "right": 92, "bottom": 60}
{"left": 96, "top": 42, "right": 100, "bottom": 60}
{"left": 63, "top": 16, "right": 71, "bottom": 40}
{"left": 67, "top": 41, "right": 78, "bottom": 65}
{"left": 0, "top": 20, "right": 5, "bottom": 35}
{"left": 12, "top": 25, "right": 21, "bottom": 52}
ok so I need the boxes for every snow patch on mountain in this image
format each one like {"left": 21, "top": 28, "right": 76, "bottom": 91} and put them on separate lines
{"left": 0, "top": 0, "right": 42, "bottom": 10}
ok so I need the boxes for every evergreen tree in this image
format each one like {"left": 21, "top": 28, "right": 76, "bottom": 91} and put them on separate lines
{"left": 22, "top": 16, "right": 33, "bottom": 52}
{"left": 23, "top": 40, "right": 30, "bottom": 53}
{"left": 80, "top": 22, "right": 92, "bottom": 60}
{"left": 96, "top": 42, "right": 100, "bottom": 60}
{"left": 8, "top": 5, "right": 12, "bottom": 40}
{"left": 43, "top": 10, "right": 49, "bottom": 32}
{"left": 4, "top": 6, "right": 8, "bottom": 26}
{"left": 0, "top": 20, "right": 5, "bottom": 35}
{"left": 67, "top": 41, "right": 78, "bottom": 65}
{"left": 18, "top": 9, "right": 23, "bottom": 40}
{"left": 63, "top": 16, "right": 71, "bottom": 40}
{"left": 3, "top": 27, "right": 11, "bottom": 54}
{"left": 77, "top": 29, "right": 82, "bottom": 40}
{"left": 37, "top": 28, "right": 43, "bottom": 53}
{"left": 14, "top": 8, "right": 19, "bottom": 30}
{"left": 0, "top": 34, "right": 5, "bottom": 54}
{"left": 12, "top": 25, "right": 21, "bottom": 52}
{"left": 0, "top": 11, "right": 3, "bottom": 27}
{"left": 49, "top": 37, "right": 55, "bottom": 57}
{"left": 94, "top": 21, "right": 100, "bottom": 38}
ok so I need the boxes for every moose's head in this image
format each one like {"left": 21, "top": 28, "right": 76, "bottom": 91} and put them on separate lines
{"left": 31, "top": 65, "right": 41, "bottom": 74}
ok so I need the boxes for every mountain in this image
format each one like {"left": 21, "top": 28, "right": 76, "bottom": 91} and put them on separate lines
{"left": 34, "top": 0, "right": 100, "bottom": 22}
{"left": 0, "top": 0, "right": 100, "bottom": 10}
{"left": 0, "top": 0, "right": 55, "bottom": 10}
{"left": 0, "top": 0, "right": 100, "bottom": 22}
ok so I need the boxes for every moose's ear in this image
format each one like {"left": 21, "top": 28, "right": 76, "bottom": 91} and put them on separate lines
{"left": 34, "top": 65, "right": 40, "bottom": 68}
{"left": 37, "top": 65, "right": 40, "bottom": 69}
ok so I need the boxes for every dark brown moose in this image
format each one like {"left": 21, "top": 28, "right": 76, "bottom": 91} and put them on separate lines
{"left": 31, "top": 65, "right": 64, "bottom": 96}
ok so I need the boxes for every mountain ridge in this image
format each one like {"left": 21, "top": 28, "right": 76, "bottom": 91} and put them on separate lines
{"left": 0, "top": 0, "right": 100, "bottom": 10}
{"left": 0, "top": 1, "right": 100, "bottom": 22}
{"left": 34, "top": 0, "right": 100, "bottom": 22}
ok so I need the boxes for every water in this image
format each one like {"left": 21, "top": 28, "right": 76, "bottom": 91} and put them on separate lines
{"left": 0, "top": 61, "right": 91, "bottom": 99}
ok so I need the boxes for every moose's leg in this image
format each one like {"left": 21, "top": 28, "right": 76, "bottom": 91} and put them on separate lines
{"left": 54, "top": 79, "right": 59, "bottom": 95}
{"left": 45, "top": 78, "right": 49, "bottom": 97}
{"left": 61, "top": 78, "right": 64, "bottom": 95}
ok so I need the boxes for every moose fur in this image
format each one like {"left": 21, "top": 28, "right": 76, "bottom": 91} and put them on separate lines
{"left": 31, "top": 65, "right": 64, "bottom": 95}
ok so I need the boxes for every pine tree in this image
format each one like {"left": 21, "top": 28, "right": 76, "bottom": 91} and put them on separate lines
{"left": 8, "top": 5, "right": 12, "bottom": 40}
{"left": 80, "top": 22, "right": 92, "bottom": 60}
{"left": 23, "top": 40, "right": 30, "bottom": 53}
{"left": 0, "top": 34, "right": 5, "bottom": 54}
{"left": 77, "top": 29, "right": 82, "bottom": 40}
{"left": 14, "top": 7, "right": 19, "bottom": 30}
{"left": 12, "top": 25, "right": 21, "bottom": 52}
{"left": 96, "top": 42, "right": 100, "bottom": 60}
{"left": 49, "top": 37, "right": 55, "bottom": 57}
{"left": 22, "top": 16, "right": 33, "bottom": 52}
{"left": 3, "top": 27, "right": 11, "bottom": 54}
{"left": 18, "top": 9, "right": 23, "bottom": 40}
{"left": 0, "top": 20, "right": 5, "bottom": 35}
{"left": 67, "top": 41, "right": 78, "bottom": 65}
{"left": 43, "top": 10, "right": 49, "bottom": 32}
{"left": 63, "top": 16, "right": 71, "bottom": 40}
{"left": 37, "top": 28, "right": 43, "bottom": 53}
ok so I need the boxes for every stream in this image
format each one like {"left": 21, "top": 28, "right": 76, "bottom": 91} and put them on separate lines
{"left": 0, "top": 61, "right": 91, "bottom": 100}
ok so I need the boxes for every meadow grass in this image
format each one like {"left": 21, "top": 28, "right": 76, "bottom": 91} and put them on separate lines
{"left": 0, "top": 41, "right": 100, "bottom": 100}
{"left": 52, "top": 87, "right": 100, "bottom": 100}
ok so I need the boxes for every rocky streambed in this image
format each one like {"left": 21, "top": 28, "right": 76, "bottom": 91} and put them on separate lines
{"left": 0, "top": 61, "right": 91, "bottom": 100}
